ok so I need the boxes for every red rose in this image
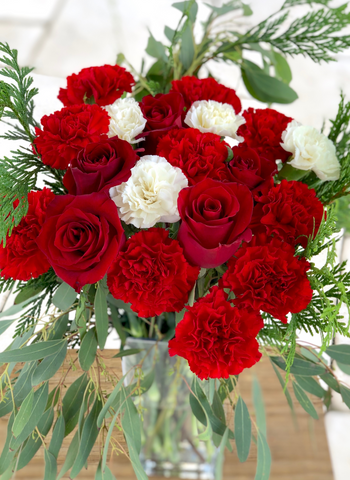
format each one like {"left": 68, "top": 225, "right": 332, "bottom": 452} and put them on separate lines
{"left": 138, "top": 92, "right": 185, "bottom": 155}
{"left": 63, "top": 136, "right": 138, "bottom": 195}
{"left": 237, "top": 108, "right": 292, "bottom": 162}
{"left": 171, "top": 76, "right": 241, "bottom": 113}
{"left": 0, "top": 188, "right": 55, "bottom": 281}
{"left": 107, "top": 228, "right": 199, "bottom": 318}
{"left": 168, "top": 286, "right": 263, "bottom": 380}
{"left": 251, "top": 179, "right": 324, "bottom": 248}
{"left": 58, "top": 64, "right": 134, "bottom": 107}
{"left": 220, "top": 234, "right": 313, "bottom": 323}
{"left": 177, "top": 179, "right": 253, "bottom": 268}
{"left": 156, "top": 128, "right": 231, "bottom": 185}
{"left": 36, "top": 191, "right": 125, "bottom": 291}
{"left": 34, "top": 104, "right": 110, "bottom": 170}
{"left": 227, "top": 143, "right": 277, "bottom": 191}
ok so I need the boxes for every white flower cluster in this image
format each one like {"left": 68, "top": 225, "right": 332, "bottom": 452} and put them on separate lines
{"left": 105, "top": 97, "right": 146, "bottom": 143}
{"left": 110, "top": 156, "right": 188, "bottom": 229}
{"left": 184, "top": 100, "right": 245, "bottom": 140}
{"left": 281, "top": 120, "right": 340, "bottom": 181}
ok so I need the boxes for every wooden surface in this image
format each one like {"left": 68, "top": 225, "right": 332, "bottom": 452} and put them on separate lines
{"left": 0, "top": 351, "right": 333, "bottom": 480}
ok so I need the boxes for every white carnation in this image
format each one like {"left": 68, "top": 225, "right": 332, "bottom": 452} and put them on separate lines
{"left": 184, "top": 100, "right": 245, "bottom": 140}
{"left": 110, "top": 155, "right": 188, "bottom": 228}
{"left": 105, "top": 97, "right": 146, "bottom": 143}
{"left": 281, "top": 121, "right": 340, "bottom": 181}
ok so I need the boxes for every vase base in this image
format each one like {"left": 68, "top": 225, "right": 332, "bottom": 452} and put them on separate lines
{"left": 143, "top": 459, "right": 215, "bottom": 479}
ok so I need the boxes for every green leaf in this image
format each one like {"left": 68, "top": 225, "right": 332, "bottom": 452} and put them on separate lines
{"left": 292, "top": 382, "right": 318, "bottom": 419}
{"left": 252, "top": 377, "right": 266, "bottom": 436}
{"left": 145, "top": 33, "right": 168, "bottom": 62}
{"left": 337, "top": 362, "right": 350, "bottom": 375}
{"left": 211, "top": 390, "right": 225, "bottom": 423}
{"left": 164, "top": 26, "right": 176, "bottom": 42}
{"left": 97, "top": 375, "right": 126, "bottom": 428}
{"left": 204, "top": 2, "right": 239, "bottom": 17}
{"left": 31, "top": 340, "right": 67, "bottom": 386}
{"left": 320, "top": 372, "right": 340, "bottom": 393}
{"left": 242, "top": 3, "right": 253, "bottom": 16}
{"left": 294, "top": 375, "right": 326, "bottom": 398}
{"left": 242, "top": 60, "right": 298, "bottom": 104}
{"left": 70, "top": 397, "right": 102, "bottom": 478}
{"left": 44, "top": 450, "right": 57, "bottom": 480}
{"left": 56, "top": 430, "right": 79, "bottom": 480}
{"left": 102, "top": 392, "right": 128, "bottom": 470}
{"left": 214, "top": 428, "right": 229, "bottom": 480}
{"left": 10, "top": 382, "right": 49, "bottom": 451}
{"left": 0, "top": 294, "right": 40, "bottom": 319}
{"left": 95, "top": 281, "right": 109, "bottom": 350}
{"left": 0, "top": 339, "right": 66, "bottom": 364}
{"left": 14, "top": 284, "right": 44, "bottom": 305}
{"left": 13, "top": 361, "right": 36, "bottom": 404}
{"left": 124, "top": 431, "right": 148, "bottom": 480}
{"left": 340, "top": 384, "right": 350, "bottom": 408}
{"left": 52, "top": 282, "right": 76, "bottom": 311}
{"left": 0, "top": 320, "right": 16, "bottom": 337}
{"left": 179, "top": 20, "right": 195, "bottom": 71}
{"left": 121, "top": 395, "right": 142, "bottom": 455}
{"left": 129, "top": 370, "right": 155, "bottom": 396}
{"left": 270, "top": 360, "right": 295, "bottom": 413}
{"left": 255, "top": 431, "right": 271, "bottom": 480}
{"left": 273, "top": 51, "right": 292, "bottom": 84}
{"left": 271, "top": 356, "right": 326, "bottom": 376}
{"left": 17, "top": 407, "right": 54, "bottom": 470}
{"left": 110, "top": 305, "right": 126, "bottom": 346}
{"left": 47, "top": 314, "right": 69, "bottom": 340}
{"left": 173, "top": 1, "right": 198, "bottom": 22}
{"left": 234, "top": 396, "right": 251, "bottom": 462}
{"left": 79, "top": 328, "right": 97, "bottom": 371}
{"left": 62, "top": 373, "right": 89, "bottom": 436}
{"left": 49, "top": 415, "right": 65, "bottom": 459}
{"left": 0, "top": 413, "right": 15, "bottom": 475}
{"left": 326, "top": 344, "right": 350, "bottom": 364}
{"left": 12, "top": 388, "right": 34, "bottom": 438}
{"left": 113, "top": 348, "right": 143, "bottom": 358}
{"left": 95, "top": 462, "right": 117, "bottom": 480}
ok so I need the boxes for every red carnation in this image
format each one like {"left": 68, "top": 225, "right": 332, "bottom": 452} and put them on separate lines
{"left": 157, "top": 128, "right": 231, "bottom": 185}
{"left": 171, "top": 76, "right": 241, "bottom": 113}
{"left": 237, "top": 108, "right": 292, "bottom": 162}
{"left": 227, "top": 143, "right": 277, "bottom": 191}
{"left": 63, "top": 136, "right": 138, "bottom": 195}
{"left": 0, "top": 188, "right": 55, "bottom": 281}
{"left": 58, "top": 64, "right": 134, "bottom": 107}
{"left": 177, "top": 179, "right": 253, "bottom": 268}
{"left": 34, "top": 104, "right": 110, "bottom": 170}
{"left": 251, "top": 179, "right": 324, "bottom": 248}
{"left": 36, "top": 191, "right": 125, "bottom": 291}
{"left": 107, "top": 228, "right": 199, "bottom": 318}
{"left": 168, "top": 286, "right": 263, "bottom": 380}
{"left": 221, "top": 234, "right": 312, "bottom": 323}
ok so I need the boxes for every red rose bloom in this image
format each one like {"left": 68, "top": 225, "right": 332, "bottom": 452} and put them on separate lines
{"left": 156, "top": 128, "right": 231, "bottom": 185}
{"left": 168, "top": 286, "right": 263, "bottom": 380}
{"left": 251, "top": 179, "right": 324, "bottom": 248}
{"left": 63, "top": 136, "right": 138, "bottom": 195}
{"left": 237, "top": 108, "right": 292, "bottom": 162}
{"left": 0, "top": 188, "right": 55, "bottom": 281}
{"left": 58, "top": 64, "right": 134, "bottom": 107}
{"left": 34, "top": 104, "right": 110, "bottom": 170}
{"left": 107, "top": 228, "right": 199, "bottom": 318}
{"left": 220, "top": 234, "right": 313, "bottom": 323}
{"left": 177, "top": 179, "right": 253, "bottom": 268}
{"left": 171, "top": 76, "right": 241, "bottom": 113}
{"left": 227, "top": 143, "right": 277, "bottom": 191}
{"left": 36, "top": 191, "right": 125, "bottom": 291}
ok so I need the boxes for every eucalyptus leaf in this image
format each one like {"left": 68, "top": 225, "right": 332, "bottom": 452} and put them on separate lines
{"left": 62, "top": 373, "right": 89, "bottom": 436}
{"left": 273, "top": 51, "right": 292, "bottom": 84}
{"left": 145, "top": 33, "right": 168, "bottom": 62}
{"left": 97, "top": 374, "right": 125, "bottom": 428}
{"left": 14, "top": 284, "right": 44, "bottom": 305}
{"left": 95, "top": 462, "right": 117, "bottom": 480}
{"left": 164, "top": 26, "right": 176, "bottom": 42}
{"left": 31, "top": 340, "right": 67, "bottom": 385}
{"left": 0, "top": 339, "right": 66, "bottom": 364}
{"left": 0, "top": 413, "right": 15, "bottom": 475}
{"left": 179, "top": 21, "right": 195, "bottom": 70}
{"left": 56, "top": 430, "right": 79, "bottom": 480}
{"left": 47, "top": 314, "right": 69, "bottom": 341}
{"left": 234, "top": 396, "right": 251, "bottom": 462}
{"left": 79, "top": 328, "right": 97, "bottom": 371}
{"left": 95, "top": 282, "right": 109, "bottom": 350}
{"left": 337, "top": 362, "right": 350, "bottom": 375}
{"left": 204, "top": 2, "right": 239, "bottom": 16}
{"left": 113, "top": 348, "right": 143, "bottom": 358}
{"left": 0, "top": 294, "right": 41, "bottom": 319}
{"left": 49, "top": 415, "right": 65, "bottom": 459}
{"left": 214, "top": 428, "right": 229, "bottom": 480}
{"left": 271, "top": 356, "right": 325, "bottom": 376}
{"left": 292, "top": 382, "right": 318, "bottom": 419}
{"left": 110, "top": 305, "right": 126, "bottom": 346}
{"left": 124, "top": 431, "right": 149, "bottom": 480}
{"left": 320, "top": 372, "right": 340, "bottom": 393}
{"left": 44, "top": 450, "right": 57, "bottom": 480}
{"left": 121, "top": 393, "right": 142, "bottom": 455}
{"left": 326, "top": 344, "right": 350, "bottom": 364}
{"left": 340, "top": 384, "right": 350, "bottom": 408}
{"left": 270, "top": 360, "right": 295, "bottom": 414}
{"left": 255, "top": 431, "right": 271, "bottom": 480}
{"left": 252, "top": 377, "right": 266, "bottom": 436}
{"left": 173, "top": 1, "right": 198, "bottom": 22}
{"left": 12, "top": 388, "right": 34, "bottom": 438}
{"left": 70, "top": 398, "right": 102, "bottom": 478}
{"left": 294, "top": 375, "right": 326, "bottom": 398}
{"left": 52, "top": 282, "right": 76, "bottom": 311}
{"left": 212, "top": 390, "right": 225, "bottom": 423}
{"left": 13, "top": 361, "right": 37, "bottom": 404}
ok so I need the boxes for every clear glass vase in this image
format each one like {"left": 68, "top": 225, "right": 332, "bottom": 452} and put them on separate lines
{"left": 122, "top": 337, "right": 217, "bottom": 479}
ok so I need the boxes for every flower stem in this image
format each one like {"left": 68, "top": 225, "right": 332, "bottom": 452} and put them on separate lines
{"left": 149, "top": 316, "right": 156, "bottom": 338}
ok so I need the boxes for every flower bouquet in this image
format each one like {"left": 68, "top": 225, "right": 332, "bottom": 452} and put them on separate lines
{"left": 1, "top": 1, "right": 350, "bottom": 479}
